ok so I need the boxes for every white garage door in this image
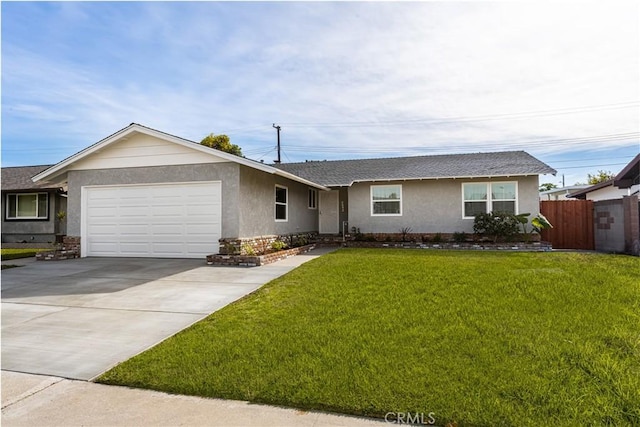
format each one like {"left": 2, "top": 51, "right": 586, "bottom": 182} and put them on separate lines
{"left": 83, "top": 182, "right": 221, "bottom": 258}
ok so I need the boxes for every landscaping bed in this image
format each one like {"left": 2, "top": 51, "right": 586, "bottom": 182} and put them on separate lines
{"left": 98, "top": 249, "right": 639, "bottom": 426}
{"left": 343, "top": 240, "right": 551, "bottom": 251}
{"left": 1, "top": 248, "right": 51, "bottom": 261}
{"left": 206, "top": 244, "right": 316, "bottom": 266}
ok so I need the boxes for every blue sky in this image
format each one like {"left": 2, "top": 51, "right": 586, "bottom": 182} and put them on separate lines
{"left": 2, "top": 1, "right": 638, "bottom": 186}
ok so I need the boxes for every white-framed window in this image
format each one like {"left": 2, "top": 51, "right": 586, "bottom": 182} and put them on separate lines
{"left": 308, "top": 188, "right": 317, "bottom": 209}
{"left": 6, "top": 193, "right": 49, "bottom": 220}
{"left": 275, "top": 185, "right": 288, "bottom": 221}
{"left": 371, "top": 184, "right": 402, "bottom": 216}
{"left": 462, "top": 182, "right": 517, "bottom": 218}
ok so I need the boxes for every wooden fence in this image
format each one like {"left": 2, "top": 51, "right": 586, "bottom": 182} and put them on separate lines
{"left": 540, "top": 200, "right": 594, "bottom": 250}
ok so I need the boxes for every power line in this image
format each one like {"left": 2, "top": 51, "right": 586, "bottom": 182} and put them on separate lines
{"left": 279, "top": 101, "right": 640, "bottom": 129}
{"left": 281, "top": 132, "right": 639, "bottom": 153}
{"left": 555, "top": 162, "right": 630, "bottom": 170}
{"left": 543, "top": 155, "right": 637, "bottom": 164}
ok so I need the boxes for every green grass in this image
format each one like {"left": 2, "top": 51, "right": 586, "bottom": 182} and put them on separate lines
{"left": 1, "top": 264, "right": 21, "bottom": 270}
{"left": 98, "top": 249, "right": 640, "bottom": 426}
{"left": 0, "top": 248, "right": 48, "bottom": 260}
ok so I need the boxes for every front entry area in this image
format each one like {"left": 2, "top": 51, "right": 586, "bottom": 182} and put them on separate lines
{"left": 82, "top": 181, "right": 221, "bottom": 258}
{"left": 319, "top": 190, "right": 339, "bottom": 234}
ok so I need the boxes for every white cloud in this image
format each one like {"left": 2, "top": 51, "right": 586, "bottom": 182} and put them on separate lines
{"left": 2, "top": 1, "right": 638, "bottom": 173}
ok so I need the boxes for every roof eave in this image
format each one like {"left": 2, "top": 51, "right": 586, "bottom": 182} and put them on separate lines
{"left": 348, "top": 172, "right": 554, "bottom": 185}
{"left": 32, "top": 123, "right": 277, "bottom": 184}
{"left": 274, "top": 170, "right": 329, "bottom": 191}
{"left": 613, "top": 154, "right": 640, "bottom": 189}
{"left": 31, "top": 123, "right": 328, "bottom": 190}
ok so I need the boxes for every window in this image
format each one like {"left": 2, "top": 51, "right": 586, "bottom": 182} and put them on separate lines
{"left": 491, "top": 182, "right": 517, "bottom": 214}
{"left": 6, "top": 193, "right": 49, "bottom": 220}
{"left": 462, "top": 182, "right": 517, "bottom": 218}
{"left": 275, "top": 185, "right": 288, "bottom": 221}
{"left": 371, "top": 184, "right": 402, "bottom": 216}
{"left": 308, "top": 188, "right": 317, "bottom": 209}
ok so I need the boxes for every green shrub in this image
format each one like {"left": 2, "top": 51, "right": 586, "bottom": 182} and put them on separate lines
{"left": 473, "top": 212, "right": 520, "bottom": 243}
{"left": 241, "top": 243, "right": 256, "bottom": 256}
{"left": 452, "top": 232, "right": 468, "bottom": 243}
{"left": 271, "top": 240, "right": 287, "bottom": 251}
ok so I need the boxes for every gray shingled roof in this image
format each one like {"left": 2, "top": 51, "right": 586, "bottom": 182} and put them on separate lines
{"left": 274, "top": 151, "right": 556, "bottom": 187}
{"left": 2, "top": 165, "right": 58, "bottom": 191}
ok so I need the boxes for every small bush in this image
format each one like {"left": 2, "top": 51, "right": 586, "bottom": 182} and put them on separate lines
{"left": 241, "top": 244, "right": 256, "bottom": 256}
{"left": 473, "top": 212, "right": 520, "bottom": 243}
{"left": 271, "top": 240, "right": 287, "bottom": 251}
{"left": 432, "top": 233, "right": 443, "bottom": 243}
{"left": 399, "top": 227, "right": 412, "bottom": 242}
{"left": 351, "top": 227, "right": 365, "bottom": 241}
{"left": 452, "top": 232, "right": 468, "bottom": 243}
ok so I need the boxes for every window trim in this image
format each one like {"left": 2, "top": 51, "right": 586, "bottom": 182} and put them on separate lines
{"left": 370, "top": 184, "right": 403, "bottom": 216}
{"left": 461, "top": 181, "right": 518, "bottom": 219}
{"left": 275, "top": 185, "right": 288, "bottom": 222}
{"left": 308, "top": 188, "right": 317, "bottom": 210}
{"left": 5, "top": 192, "right": 50, "bottom": 221}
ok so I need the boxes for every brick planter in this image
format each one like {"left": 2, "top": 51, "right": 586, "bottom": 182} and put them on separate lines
{"left": 206, "top": 244, "right": 316, "bottom": 267}
{"left": 36, "top": 236, "right": 81, "bottom": 261}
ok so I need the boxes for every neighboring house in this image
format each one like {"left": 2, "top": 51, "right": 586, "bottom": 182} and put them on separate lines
{"left": 565, "top": 154, "right": 640, "bottom": 255}
{"left": 539, "top": 185, "right": 589, "bottom": 201}
{"left": 613, "top": 153, "right": 640, "bottom": 191}
{"left": 1, "top": 165, "right": 67, "bottom": 243}
{"left": 568, "top": 179, "right": 640, "bottom": 201}
{"left": 30, "top": 123, "right": 556, "bottom": 258}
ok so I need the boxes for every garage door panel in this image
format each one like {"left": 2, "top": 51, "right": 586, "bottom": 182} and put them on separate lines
{"left": 89, "top": 225, "right": 119, "bottom": 235}
{"left": 151, "top": 206, "right": 184, "bottom": 216}
{"left": 186, "top": 223, "right": 218, "bottom": 234}
{"left": 151, "top": 224, "right": 183, "bottom": 234}
{"left": 85, "top": 182, "right": 221, "bottom": 258}
{"left": 89, "top": 207, "right": 118, "bottom": 217}
{"left": 116, "top": 225, "right": 149, "bottom": 235}
{"left": 88, "top": 242, "right": 119, "bottom": 254}
{"left": 119, "top": 243, "right": 152, "bottom": 253}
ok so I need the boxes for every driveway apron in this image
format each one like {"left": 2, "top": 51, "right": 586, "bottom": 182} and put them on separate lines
{"left": 1, "top": 250, "right": 332, "bottom": 380}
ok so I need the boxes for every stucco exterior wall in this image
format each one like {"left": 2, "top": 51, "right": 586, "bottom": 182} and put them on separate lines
{"left": 66, "top": 163, "right": 241, "bottom": 238}
{"left": 238, "top": 166, "right": 318, "bottom": 237}
{"left": 593, "top": 199, "right": 626, "bottom": 253}
{"left": 584, "top": 184, "right": 640, "bottom": 202}
{"left": 1, "top": 190, "right": 64, "bottom": 243}
{"left": 347, "top": 175, "right": 540, "bottom": 234}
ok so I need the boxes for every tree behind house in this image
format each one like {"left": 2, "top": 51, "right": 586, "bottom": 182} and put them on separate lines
{"left": 587, "top": 170, "right": 616, "bottom": 184}
{"left": 200, "top": 133, "right": 243, "bottom": 157}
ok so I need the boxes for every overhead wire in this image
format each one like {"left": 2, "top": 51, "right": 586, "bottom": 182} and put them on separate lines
{"left": 278, "top": 101, "right": 639, "bottom": 128}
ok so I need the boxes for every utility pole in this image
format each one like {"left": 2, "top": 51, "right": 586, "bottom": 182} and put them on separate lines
{"left": 272, "top": 124, "right": 281, "bottom": 164}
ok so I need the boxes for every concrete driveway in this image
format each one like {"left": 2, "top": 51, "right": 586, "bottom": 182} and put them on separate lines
{"left": 2, "top": 251, "right": 330, "bottom": 380}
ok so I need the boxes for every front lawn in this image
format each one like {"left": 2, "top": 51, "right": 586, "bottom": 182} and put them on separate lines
{"left": 98, "top": 249, "right": 639, "bottom": 426}
{"left": 0, "top": 248, "right": 48, "bottom": 260}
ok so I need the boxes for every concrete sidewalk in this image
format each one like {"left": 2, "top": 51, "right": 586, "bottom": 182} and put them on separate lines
{"left": 1, "top": 371, "right": 384, "bottom": 426}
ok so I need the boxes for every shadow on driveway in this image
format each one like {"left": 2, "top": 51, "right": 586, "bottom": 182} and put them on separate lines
{"left": 1, "top": 257, "right": 205, "bottom": 299}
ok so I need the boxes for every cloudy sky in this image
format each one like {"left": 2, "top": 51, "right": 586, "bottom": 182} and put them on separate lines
{"left": 2, "top": 1, "right": 638, "bottom": 186}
